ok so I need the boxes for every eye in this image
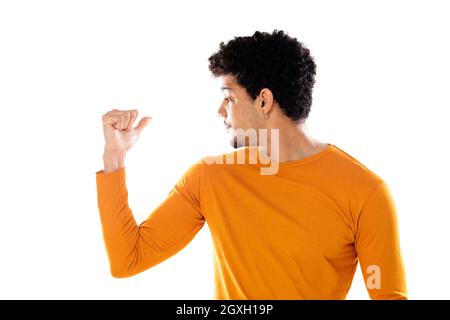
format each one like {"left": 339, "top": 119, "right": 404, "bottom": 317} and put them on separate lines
{"left": 224, "top": 97, "right": 232, "bottom": 102}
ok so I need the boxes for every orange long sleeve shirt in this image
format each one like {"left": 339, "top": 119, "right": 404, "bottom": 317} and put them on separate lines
{"left": 95, "top": 143, "right": 407, "bottom": 299}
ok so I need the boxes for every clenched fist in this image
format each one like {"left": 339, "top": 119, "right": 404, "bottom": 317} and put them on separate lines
{"left": 102, "top": 109, "right": 152, "bottom": 152}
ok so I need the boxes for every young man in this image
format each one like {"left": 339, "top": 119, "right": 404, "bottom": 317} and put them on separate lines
{"left": 96, "top": 30, "right": 407, "bottom": 299}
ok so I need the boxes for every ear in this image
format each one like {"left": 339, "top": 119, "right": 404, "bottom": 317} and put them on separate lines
{"left": 258, "top": 88, "right": 274, "bottom": 118}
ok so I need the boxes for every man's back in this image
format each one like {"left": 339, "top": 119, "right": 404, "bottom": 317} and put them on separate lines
{"left": 96, "top": 143, "right": 407, "bottom": 299}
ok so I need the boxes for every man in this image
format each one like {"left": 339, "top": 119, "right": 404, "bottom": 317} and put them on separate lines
{"left": 96, "top": 30, "right": 407, "bottom": 299}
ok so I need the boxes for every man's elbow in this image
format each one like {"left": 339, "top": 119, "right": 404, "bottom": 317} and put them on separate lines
{"left": 110, "top": 266, "right": 134, "bottom": 279}
{"left": 111, "top": 270, "right": 128, "bottom": 278}
{"left": 110, "top": 264, "right": 149, "bottom": 278}
{"left": 108, "top": 252, "right": 161, "bottom": 278}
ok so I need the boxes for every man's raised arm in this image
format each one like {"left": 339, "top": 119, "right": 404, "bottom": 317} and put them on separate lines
{"left": 96, "top": 109, "right": 205, "bottom": 277}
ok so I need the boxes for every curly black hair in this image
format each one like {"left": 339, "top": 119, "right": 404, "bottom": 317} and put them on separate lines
{"left": 208, "top": 30, "right": 316, "bottom": 121}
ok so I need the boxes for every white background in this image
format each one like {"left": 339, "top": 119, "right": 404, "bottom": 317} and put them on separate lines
{"left": 0, "top": 0, "right": 449, "bottom": 299}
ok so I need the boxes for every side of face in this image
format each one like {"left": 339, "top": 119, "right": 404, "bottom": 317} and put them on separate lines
{"left": 218, "top": 75, "right": 263, "bottom": 148}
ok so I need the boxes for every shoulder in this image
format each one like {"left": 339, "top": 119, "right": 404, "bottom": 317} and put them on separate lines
{"left": 327, "top": 144, "right": 384, "bottom": 186}
{"left": 324, "top": 144, "right": 388, "bottom": 217}
{"left": 325, "top": 144, "right": 394, "bottom": 232}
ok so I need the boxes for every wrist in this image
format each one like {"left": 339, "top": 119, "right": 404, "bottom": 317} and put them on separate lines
{"left": 103, "top": 148, "right": 127, "bottom": 173}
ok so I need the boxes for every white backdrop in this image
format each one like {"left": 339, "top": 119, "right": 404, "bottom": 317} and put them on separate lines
{"left": 0, "top": 0, "right": 449, "bottom": 299}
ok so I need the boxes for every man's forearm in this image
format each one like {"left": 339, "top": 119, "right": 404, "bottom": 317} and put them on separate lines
{"left": 103, "top": 148, "right": 127, "bottom": 173}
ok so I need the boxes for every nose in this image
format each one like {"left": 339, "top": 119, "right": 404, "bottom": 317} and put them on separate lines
{"left": 217, "top": 100, "right": 227, "bottom": 118}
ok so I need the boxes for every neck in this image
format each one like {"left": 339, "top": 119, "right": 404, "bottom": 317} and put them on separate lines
{"left": 256, "top": 119, "right": 326, "bottom": 163}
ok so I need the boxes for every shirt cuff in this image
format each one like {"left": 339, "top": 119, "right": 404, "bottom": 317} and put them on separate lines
{"left": 96, "top": 167, "right": 127, "bottom": 196}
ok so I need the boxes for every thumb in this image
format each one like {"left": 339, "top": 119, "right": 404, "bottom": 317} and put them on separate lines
{"left": 134, "top": 116, "right": 152, "bottom": 132}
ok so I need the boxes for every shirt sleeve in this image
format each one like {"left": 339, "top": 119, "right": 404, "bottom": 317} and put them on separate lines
{"left": 354, "top": 180, "right": 408, "bottom": 300}
{"left": 95, "top": 162, "right": 205, "bottom": 278}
